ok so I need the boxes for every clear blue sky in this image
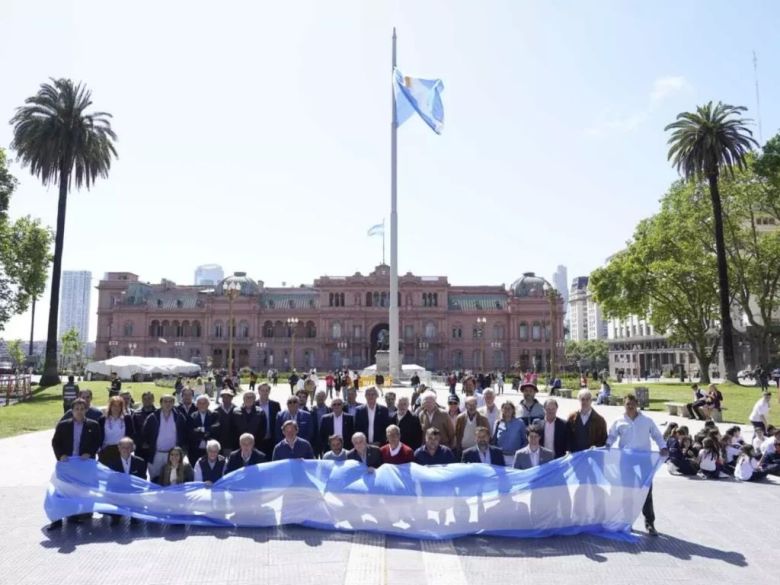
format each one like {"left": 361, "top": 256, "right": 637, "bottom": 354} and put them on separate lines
{"left": 1, "top": 0, "right": 779, "bottom": 342}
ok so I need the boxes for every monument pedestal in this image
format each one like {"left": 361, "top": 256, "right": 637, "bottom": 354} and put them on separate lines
{"left": 374, "top": 350, "right": 390, "bottom": 375}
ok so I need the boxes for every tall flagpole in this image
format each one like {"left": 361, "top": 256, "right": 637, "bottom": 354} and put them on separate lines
{"left": 389, "top": 27, "right": 401, "bottom": 380}
{"left": 382, "top": 218, "right": 386, "bottom": 265}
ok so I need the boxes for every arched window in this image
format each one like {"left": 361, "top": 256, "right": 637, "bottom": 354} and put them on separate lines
{"left": 173, "top": 320, "right": 182, "bottom": 337}
{"left": 433, "top": 293, "right": 438, "bottom": 307}
{"left": 181, "top": 320, "right": 191, "bottom": 337}
{"left": 239, "top": 321, "right": 250, "bottom": 338}
{"left": 424, "top": 322, "right": 437, "bottom": 339}
{"left": 339, "top": 293, "right": 345, "bottom": 307}
{"left": 493, "top": 324, "right": 505, "bottom": 339}
{"left": 274, "top": 320, "right": 286, "bottom": 338}
{"left": 305, "top": 320, "right": 316, "bottom": 338}
{"left": 124, "top": 321, "right": 133, "bottom": 337}
{"left": 263, "top": 320, "right": 274, "bottom": 337}
{"left": 518, "top": 322, "right": 529, "bottom": 340}
{"left": 366, "top": 292, "right": 372, "bottom": 307}
{"left": 192, "top": 321, "right": 202, "bottom": 337}
{"left": 214, "top": 321, "right": 224, "bottom": 338}
{"left": 331, "top": 322, "right": 342, "bottom": 339}
{"left": 532, "top": 321, "right": 542, "bottom": 341}
{"left": 149, "top": 320, "right": 159, "bottom": 337}
{"left": 329, "top": 293, "right": 334, "bottom": 307}
{"left": 373, "top": 291, "right": 380, "bottom": 307}
{"left": 161, "top": 320, "right": 171, "bottom": 337}
{"left": 405, "top": 293, "right": 413, "bottom": 307}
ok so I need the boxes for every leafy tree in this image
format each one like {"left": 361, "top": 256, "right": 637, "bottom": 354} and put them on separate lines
{"left": 0, "top": 148, "right": 16, "bottom": 219}
{"left": 590, "top": 181, "right": 722, "bottom": 383}
{"left": 10, "top": 78, "right": 117, "bottom": 385}
{"left": 5, "top": 339, "right": 25, "bottom": 370}
{"left": 665, "top": 102, "right": 758, "bottom": 382}
{"left": 60, "top": 326, "right": 84, "bottom": 373}
{"left": 565, "top": 339, "right": 608, "bottom": 371}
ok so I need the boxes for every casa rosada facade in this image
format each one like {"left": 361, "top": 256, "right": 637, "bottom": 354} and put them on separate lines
{"left": 95, "top": 265, "right": 564, "bottom": 373}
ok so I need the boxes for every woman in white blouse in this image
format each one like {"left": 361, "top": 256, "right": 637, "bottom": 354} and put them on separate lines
{"left": 98, "top": 395, "right": 134, "bottom": 466}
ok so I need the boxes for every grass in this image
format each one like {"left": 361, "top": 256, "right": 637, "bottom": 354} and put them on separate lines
{"left": 0, "top": 381, "right": 167, "bottom": 439}
{"left": 610, "top": 381, "right": 780, "bottom": 426}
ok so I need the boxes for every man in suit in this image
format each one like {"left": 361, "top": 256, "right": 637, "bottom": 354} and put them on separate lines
{"left": 272, "top": 420, "right": 315, "bottom": 460}
{"left": 418, "top": 391, "right": 455, "bottom": 449}
{"left": 214, "top": 389, "right": 238, "bottom": 457}
{"left": 455, "top": 396, "right": 489, "bottom": 455}
{"left": 319, "top": 397, "right": 354, "bottom": 452}
{"left": 105, "top": 437, "right": 148, "bottom": 525}
{"left": 461, "top": 426, "right": 505, "bottom": 465}
{"left": 539, "top": 398, "right": 570, "bottom": 459}
{"left": 354, "top": 386, "right": 390, "bottom": 446}
{"left": 255, "top": 384, "right": 280, "bottom": 457}
{"left": 566, "top": 390, "right": 608, "bottom": 452}
{"left": 225, "top": 433, "right": 267, "bottom": 474}
{"left": 275, "top": 396, "right": 313, "bottom": 444}
{"left": 309, "top": 389, "right": 332, "bottom": 453}
{"left": 131, "top": 392, "right": 157, "bottom": 461}
{"left": 347, "top": 432, "right": 382, "bottom": 469}
{"left": 186, "top": 395, "right": 220, "bottom": 463}
{"left": 49, "top": 398, "right": 102, "bottom": 529}
{"left": 176, "top": 387, "right": 198, "bottom": 419}
{"left": 141, "top": 395, "right": 187, "bottom": 482}
{"left": 393, "top": 396, "right": 423, "bottom": 450}
{"left": 513, "top": 424, "right": 554, "bottom": 470}
{"left": 414, "top": 427, "right": 456, "bottom": 465}
{"left": 233, "top": 391, "right": 268, "bottom": 448}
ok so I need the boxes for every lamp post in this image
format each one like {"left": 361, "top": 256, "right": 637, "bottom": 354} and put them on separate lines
{"left": 128, "top": 343, "right": 137, "bottom": 356}
{"left": 256, "top": 341, "right": 267, "bottom": 368}
{"left": 337, "top": 340, "right": 348, "bottom": 368}
{"left": 225, "top": 280, "right": 241, "bottom": 374}
{"left": 174, "top": 341, "right": 185, "bottom": 359}
{"left": 417, "top": 339, "right": 429, "bottom": 369}
{"left": 287, "top": 317, "right": 299, "bottom": 371}
{"left": 490, "top": 340, "right": 502, "bottom": 370}
{"left": 107, "top": 340, "right": 118, "bottom": 359}
{"left": 476, "top": 317, "right": 487, "bottom": 370}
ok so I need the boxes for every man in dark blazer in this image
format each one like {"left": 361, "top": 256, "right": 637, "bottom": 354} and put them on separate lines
{"left": 233, "top": 391, "right": 268, "bottom": 448}
{"left": 392, "top": 397, "right": 423, "bottom": 450}
{"left": 318, "top": 397, "right": 354, "bottom": 452}
{"left": 566, "top": 390, "right": 608, "bottom": 452}
{"left": 354, "top": 386, "right": 390, "bottom": 446}
{"left": 461, "top": 427, "right": 505, "bottom": 465}
{"left": 539, "top": 398, "right": 570, "bottom": 459}
{"left": 131, "top": 392, "right": 157, "bottom": 461}
{"left": 186, "top": 395, "right": 221, "bottom": 463}
{"left": 104, "top": 437, "right": 148, "bottom": 524}
{"left": 256, "top": 384, "right": 281, "bottom": 457}
{"left": 49, "top": 399, "right": 102, "bottom": 529}
{"left": 225, "top": 433, "right": 267, "bottom": 474}
{"left": 214, "top": 389, "right": 238, "bottom": 456}
{"left": 141, "top": 395, "right": 187, "bottom": 481}
{"left": 275, "top": 396, "right": 313, "bottom": 443}
{"left": 346, "top": 432, "right": 383, "bottom": 469}
{"left": 175, "top": 387, "right": 198, "bottom": 419}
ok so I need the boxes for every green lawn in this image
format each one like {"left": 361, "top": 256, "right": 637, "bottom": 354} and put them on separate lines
{"left": 611, "top": 381, "right": 780, "bottom": 426}
{"left": 0, "top": 381, "right": 166, "bottom": 439}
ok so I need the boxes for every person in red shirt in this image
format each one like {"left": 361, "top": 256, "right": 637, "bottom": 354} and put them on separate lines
{"left": 380, "top": 424, "right": 414, "bottom": 464}
{"left": 325, "top": 372, "right": 335, "bottom": 399}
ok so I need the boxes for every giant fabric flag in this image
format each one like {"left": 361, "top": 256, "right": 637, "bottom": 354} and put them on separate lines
{"left": 45, "top": 450, "right": 661, "bottom": 540}
{"left": 393, "top": 68, "right": 445, "bottom": 135}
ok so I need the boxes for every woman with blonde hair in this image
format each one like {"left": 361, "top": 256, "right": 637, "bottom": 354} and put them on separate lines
{"left": 98, "top": 395, "right": 134, "bottom": 466}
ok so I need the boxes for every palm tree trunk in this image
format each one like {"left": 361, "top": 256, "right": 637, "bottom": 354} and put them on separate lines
{"left": 708, "top": 174, "right": 738, "bottom": 383}
{"left": 40, "top": 166, "right": 69, "bottom": 387}
{"left": 28, "top": 296, "right": 36, "bottom": 357}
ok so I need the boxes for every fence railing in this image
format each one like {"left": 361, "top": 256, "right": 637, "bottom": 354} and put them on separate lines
{"left": 1, "top": 374, "right": 33, "bottom": 406}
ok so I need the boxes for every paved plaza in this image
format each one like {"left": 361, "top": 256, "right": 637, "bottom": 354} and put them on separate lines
{"left": 1, "top": 381, "right": 778, "bottom": 585}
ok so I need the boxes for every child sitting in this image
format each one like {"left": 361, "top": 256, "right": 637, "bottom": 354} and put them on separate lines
{"left": 697, "top": 437, "right": 723, "bottom": 479}
{"left": 734, "top": 445, "right": 767, "bottom": 482}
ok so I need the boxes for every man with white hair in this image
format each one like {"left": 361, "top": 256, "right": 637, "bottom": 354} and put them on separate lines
{"left": 186, "top": 394, "right": 220, "bottom": 463}
{"left": 392, "top": 396, "right": 423, "bottom": 450}
{"left": 225, "top": 433, "right": 267, "bottom": 473}
{"left": 455, "top": 396, "right": 489, "bottom": 454}
{"left": 193, "top": 439, "right": 226, "bottom": 484}
{"left": 566, "top": 389, "right": 607, "bottom": 452}
{"left": 347, "top": 432, "right": 382, "bottom": 468}
{"left": 479, "top": 389, "right": 500, "bottom": 433}
{"left": 418, "top": 390, "right": 454, "bottom": 449}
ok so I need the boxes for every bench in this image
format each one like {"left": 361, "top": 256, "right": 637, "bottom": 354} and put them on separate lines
{"left": 711, "top": 408, "right": 724, "bottom": 423}
{"left": 608, "top": 395, "right": 623, "bottom": 406}
{"left": 558, "top": 388, "right": 572, "bottom": 399}
{"left": 665, "top": 402, "right": 687, "bottom": 417}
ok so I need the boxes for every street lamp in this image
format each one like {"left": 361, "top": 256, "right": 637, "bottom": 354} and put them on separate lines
{"left": 476, "top": 317, "right": 487, "bottom": 370}
{"left": 128, "top": 342, "right": 137, "bottom": 356}
{"left": 256, "top": 341, "right": 267, "bottom": 368}
{"left": 287, "top": 317, "right": 299, "bottom": 371}
{"left": 490, "top": 340, "right": 502, "bottom": 369}
{"left": 337, "top": 340, "right": 348, "bottom": 368}
{"left": 225, "top": 280, "right": 241, "bottom": 374}
{"left": 108, "top": 340, "right": 118, "bottom": 358}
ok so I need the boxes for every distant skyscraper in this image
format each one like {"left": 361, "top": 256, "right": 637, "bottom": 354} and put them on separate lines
{"left": 568, "top": 276, "right": 608, "bottom": 342}
{"left": 552, "top": 265, "right": 569, "bottom": 322}
{"left": 59, "top": 271, "right": 92, "bottom": 344}
{"left": 194, "top": 264, "right": 224, "bottom": 285}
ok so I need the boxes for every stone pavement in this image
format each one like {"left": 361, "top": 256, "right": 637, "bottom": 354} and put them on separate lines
{"left": 1, "top": 380, "right": 778, "bottom": 585}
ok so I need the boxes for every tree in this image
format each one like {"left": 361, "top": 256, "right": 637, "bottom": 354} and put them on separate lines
{"left": 665, "top": 102, "right": 758, "bottom": 382}
{"left": 0, "top": 148, "right": 16, "bottom": 220}
{"left": 60, "top": 326, "right": 84, "bottom": 373}
{"left": 590, "top": 181, "right": 723, "bottom": 384}
{"left": 10, "top": 78, "right": 117, "bottom": 386}
{"left": 5, "top": 339, "right": 25, "bottom": 370}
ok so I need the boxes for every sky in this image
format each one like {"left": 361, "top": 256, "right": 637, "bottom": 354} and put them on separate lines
{"left": 1, "top": 0, "right": 779, "bottom": 343}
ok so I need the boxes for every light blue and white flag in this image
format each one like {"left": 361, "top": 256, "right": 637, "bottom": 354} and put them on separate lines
{"left": 45, "top": 450, "right": 662, "bottom": 541}
{"left": 393, "top": 68, "right": 445, "bottom": 134}
{"left": 367, "top": 223, "right": 384, "bottom": 237}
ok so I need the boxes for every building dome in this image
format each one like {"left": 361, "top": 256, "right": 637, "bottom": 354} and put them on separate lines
{"left": 216, "top": 271, "right": 261, "bottom": 296}
{"left": 510, "top": 272, "right": 548, "bottom": 298}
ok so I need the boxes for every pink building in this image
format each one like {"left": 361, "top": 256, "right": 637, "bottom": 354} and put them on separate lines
{"left": 95, "top": 265, "right": 564, "bottom": 372}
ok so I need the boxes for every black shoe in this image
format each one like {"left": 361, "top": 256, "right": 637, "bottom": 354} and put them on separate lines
{"left": 47, "top": 520, "right": 63, "bottom": 531}
{"left": 646, "top": 523, "right": 658, "bottom": 536}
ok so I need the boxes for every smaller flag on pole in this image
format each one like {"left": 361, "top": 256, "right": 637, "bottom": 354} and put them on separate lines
{"left": 158, "top": 338, "right": 168, "bottom": 344}
{"left": 393, "top": 68, "right": 445, "bottom": 134}
{"left": 367, "top": 223, "right": 384, "bottom": 237}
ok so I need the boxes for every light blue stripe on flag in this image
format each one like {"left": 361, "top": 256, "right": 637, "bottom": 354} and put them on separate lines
{"left": 393, "top": 68, "right": 444, "bottom": 134}
{"left": 367, "top": 223, "right": 384, "bottom": 237}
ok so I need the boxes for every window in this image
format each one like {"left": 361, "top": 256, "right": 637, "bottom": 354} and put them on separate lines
{"left": 329, "top": 293, "right": 334, "bottom": 307}
{"left": 193, "top": 321, "right": 201, "bottom": 337}
{"left": 518, "top": 322, "right": 528, "bottom": 340}
{"left": 404, "top": 324, "right": 414, "bottom": 339}
{"left": 353, "top": 325, "right": 362, "bottom": 338}
{"left": 405, "top": 293, "right": 412, "bottom": 307}
{"left": 123, "top": 322, "right": 133, "bottom": 337}
{"left": 532, "top": 322, "right": 541, "bottom": 341}
{"left": 452, "top": 326, "right": 462, "bottom": 339}
{"left": 214, "top": 321, "right": 223, "bottom": 338}
{"left": 424, "top": 322, "right": 437, "bottom": 339}
{"left": 493, "top": 324, "right": 504, "bottom": 339}
{"left": 366, "top": 292, "right": 373, "bottom": 307}
{"left": 305, "top": 321, "right": 316, "bottom": 338}
{"left": 239, "top": 321, "right": 250, "bottom": 338}
{"left": 263, "top": 321, "right": 274, "bottom": 337}
{"left": 331, "top": 322, "right": 342, "bottom": 339}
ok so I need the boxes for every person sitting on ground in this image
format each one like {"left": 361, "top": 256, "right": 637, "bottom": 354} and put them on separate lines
{"left": 414, "top": 427, "right": 456, "bottom": 465}
{"left": 751, "top": 426, "right": 766, "bottom": 452}
{"left": 692, "top": 421, "right": 718, "bottom": 454}
{"left": 322, "top": 435, "right": 348, "bottom": 461}
{"left": 193, "top": 439, "right": 226, "bottom": 484}
{"left": 380, "top": 424, "right": 414, "bottom": 464}
{"left": 663, "top": 422, "right": 679, "bottom": 442}
{"left": 272, "top": 420, "right": 315, "bottom": 460}
{"left": 734, "top": 445, "right": 767, "bottom": 482}
{"left": 513, "top": 423, "right": 554, "bottom": 470}
{"left": 159, "top": 446, "right": 194, "bottom": 486}
{"left": 493, "top": 401, "right": 528, "bottom": 466}
{"left": 757, "top": 435, "right": 780, "bottom": 476}
{"left": 347, "top": 432, "right": 382, "bottom": 469}
{"left": 667, "top": 428, "right": 698, "bottom": 476}
{"left": 596, "top": 380, "right": 611, "bottom": 405}
{"left": 225, "top": 433, "right": 267, "bottom": 473}
{"left": 760, "top": 426, "right": 777, "bottom": 456}
{"left": 697, "top": 437, "right": 723, "bottom": 479}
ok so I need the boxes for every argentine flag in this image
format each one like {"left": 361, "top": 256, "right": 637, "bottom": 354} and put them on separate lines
{"left": 367, "top": 223, "right": 384, "bottom": 237}
{"left": 393, "top": 68, "right": 444, "bottom": 135}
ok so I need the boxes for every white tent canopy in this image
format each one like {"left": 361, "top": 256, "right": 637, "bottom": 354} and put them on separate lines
{"left": 85, "top": 356, "right": 201, "bottom": 380}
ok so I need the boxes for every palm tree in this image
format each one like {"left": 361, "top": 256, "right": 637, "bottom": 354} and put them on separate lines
{"left": 665, "top": 102, "right": 757, "bottom": 383}
{"left": 10, "top": 79, "right": 117, "bottom": 386}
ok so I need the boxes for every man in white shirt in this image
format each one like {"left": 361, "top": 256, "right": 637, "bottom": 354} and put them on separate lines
{"left": 749, "top": 392, "right": 772, "bottom": 431}
{"left": 606, "top": 394, "right": 668, "bottom": 536}
{"left": 479, "top": 389, "right": 500, "bottom": 433}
